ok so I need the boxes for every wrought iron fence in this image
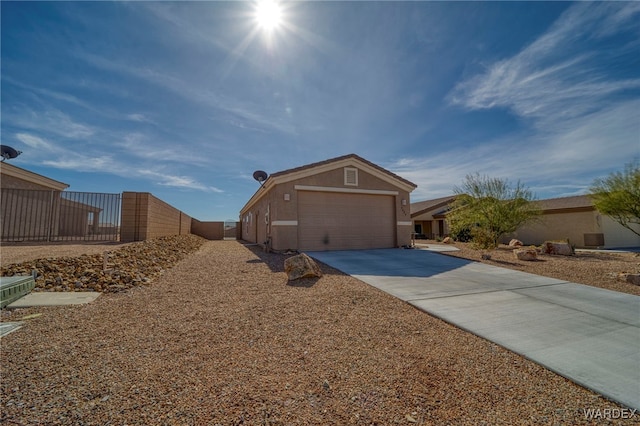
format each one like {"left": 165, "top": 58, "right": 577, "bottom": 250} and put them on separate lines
{"left": 1, "top": 189, "right": 121, "bottom": 242}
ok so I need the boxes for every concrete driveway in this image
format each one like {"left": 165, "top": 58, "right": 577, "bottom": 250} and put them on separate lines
{"left": 309, "top": 248, "right": 640, "bottom": 410}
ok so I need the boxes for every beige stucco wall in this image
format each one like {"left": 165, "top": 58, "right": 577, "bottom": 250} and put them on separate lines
{"left": 240, "top": 164, "right": 413, "bottom": 250}
{"left": 600, "top": 216, "right": 640, "bottom": 248}
{"left": 507, "top": 210, "right": 599, "bottom": 247}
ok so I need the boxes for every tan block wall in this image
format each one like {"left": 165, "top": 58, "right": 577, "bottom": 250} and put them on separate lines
{"left": 191, "top": 219, "right": 224, "bottom": 240}
{"left": 121, "top": 192, "right": 192, "bottom": 242}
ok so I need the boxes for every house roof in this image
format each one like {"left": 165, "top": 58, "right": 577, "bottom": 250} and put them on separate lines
{"left": 240, "top": 154, "right": 417, "bottom": 215}
{"left": 410, "top": 195, "right": 456, "bottom": 217}
{"left": 410, "top": 194, "right": 596, "bottom": 219}
{"left": 533, "top": 195, "right": 595, "bottom": 213}
{"left": 0, "top": 162, "right": 69, "bottom": 191}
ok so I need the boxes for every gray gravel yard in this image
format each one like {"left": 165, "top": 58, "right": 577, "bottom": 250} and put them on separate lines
{"left": 1, "top": 239, "right": 638, "bottom": 425}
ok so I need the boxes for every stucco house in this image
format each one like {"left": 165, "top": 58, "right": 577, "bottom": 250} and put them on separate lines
{"left": 513, "top": 195, "right": 640, "bottom": 249}
{"left": 1, "top": 162, "right": 104, "bottom": 241}
{"left": 410, "top": 195, "right": 456, "bottom": 239}
{"left": 410, "top": 194, "right": 640, "bottom": 249}
{"left": 0, "top": 161, "right": 69, "bottom": 191}
{"left": 239, "top": 154, "right": 417, "bottom": 251}
{"left": 1, "top": 162, "right": 69, "bottom": 240}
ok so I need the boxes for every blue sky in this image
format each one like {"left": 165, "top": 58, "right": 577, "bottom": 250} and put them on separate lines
{"left": 2, "top": 1, "right": 639, "bottom": 221}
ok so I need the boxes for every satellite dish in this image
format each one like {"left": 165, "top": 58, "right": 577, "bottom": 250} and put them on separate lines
{"left": 253, "top": 170, "right": 268, "bottom": 188}
{"left": 0, "top": 145, "right": 22, "bottom": 162}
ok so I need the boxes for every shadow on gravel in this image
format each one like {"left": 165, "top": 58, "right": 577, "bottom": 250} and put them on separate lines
{"left": 286, "top": 277, "right": 321, "bottom": 288}
{"left": 243, "top": 244, "right": 347, "bottom": 277}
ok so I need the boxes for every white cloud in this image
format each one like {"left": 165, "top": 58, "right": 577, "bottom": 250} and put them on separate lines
{"left": 126, "top": 113, "right": 150, "bottom": 123}
{"left": 6, "top": 107, "right": 94, "bottom": 140}
{"left": 417, "top": 2, "right": 640, "bottom": 202}
{"left": 15, "top": 133, "right": 56, "bottom": 151}
{"left": 78, "top": 52, "right": 296, "bottom": 136}
{"left": 391, "top": 99, "right": 640, "bottom": 202}
{"left": 139, "top": 170, "right": 224, "bottom": 193}
{"left": 448, "top": 2, "right": 640, "bottom": 125}
{"left": 43, "top": 155, "right": 114, "bottom": 172}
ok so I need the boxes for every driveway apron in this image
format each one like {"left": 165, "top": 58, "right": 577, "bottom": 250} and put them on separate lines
{"left": 309, "top": 248, "right": 640, "bottom": 410}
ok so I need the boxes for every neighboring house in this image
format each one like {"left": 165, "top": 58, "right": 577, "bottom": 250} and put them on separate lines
{"left": 510, "top": 195, "right": 640, "bottom": 249}
{"left": 410, "top": 194, "right": 640, "bottom": 249}
{"left": 1, "top": 162, "right": 69, "bottom": 240}
{"left": 1, "top": 162, "right": 104, "bottom": 241}
{"left": 410, "top": 195, "right": 456, "bottom": 239}
{"left": 239, "top": 154, "right": 417, "bottom": 251}
{"left": 0, "top": 161, "right": 69, "bottom": 191}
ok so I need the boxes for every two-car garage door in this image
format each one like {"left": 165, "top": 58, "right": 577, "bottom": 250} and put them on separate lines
{"left": 297, "top": 191, "right": 395, "bottom": 251}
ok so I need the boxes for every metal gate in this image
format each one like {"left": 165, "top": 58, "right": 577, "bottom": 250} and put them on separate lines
{"left": 223, "top": 220, "right": 239, "bottom": 239}
{"left": 1, "top": 189, "right": 121, "bottom": 242}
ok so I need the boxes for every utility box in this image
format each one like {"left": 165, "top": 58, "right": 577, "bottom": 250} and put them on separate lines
{"left": 584, "top": 233, "right": 605, "bottom": 247}
{"left": 1, "top": 276, "right": 35, "bottom": 308}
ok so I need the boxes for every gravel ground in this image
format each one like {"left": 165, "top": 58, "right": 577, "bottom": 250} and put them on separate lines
{"left": 1, "top": 239, "right": 637, "bottom": 425}
{"left": 0, "top": 242, "right": 133, "bottom": 268}
{"left": 1, "top": 236, "right": 206, "bottom": 293}
{"left": 415, "top": 240, "right": 640, "bottom": 296}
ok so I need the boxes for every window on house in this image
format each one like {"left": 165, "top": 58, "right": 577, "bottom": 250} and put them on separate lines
{"left": 344, "top": 167, "right": 358, "bottom": 186}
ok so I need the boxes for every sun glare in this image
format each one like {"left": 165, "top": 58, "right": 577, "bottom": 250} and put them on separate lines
{"left": 255, "top": 0, "right": 282, "bottom": 31}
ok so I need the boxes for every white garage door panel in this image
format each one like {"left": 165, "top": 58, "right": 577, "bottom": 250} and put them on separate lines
{"left": 298, "top": 191, "right": 395, "bottom": 251}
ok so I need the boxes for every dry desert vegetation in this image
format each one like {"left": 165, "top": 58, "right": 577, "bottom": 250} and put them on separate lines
{"left": 1, "top": 236, "right": 639, "bottom": 425}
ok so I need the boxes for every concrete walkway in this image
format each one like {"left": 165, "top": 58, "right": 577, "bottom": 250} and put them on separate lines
{"left": 309, "top": 248, "right": 640, "bottom": 410}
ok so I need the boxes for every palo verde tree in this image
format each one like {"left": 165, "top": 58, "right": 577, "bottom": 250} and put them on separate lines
{"left": 448, "top": 173, "right": 540, "bottom": 249}
{"left": 589, "top": 161, "right": 640, "bottom": 237}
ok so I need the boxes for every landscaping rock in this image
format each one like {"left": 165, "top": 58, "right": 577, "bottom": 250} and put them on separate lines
{"left": 514, "top": 248, "right": 538, "bottom": 261}
{"left": 628, "top": 274, "right": 640, "bottom": 286}
{"left": 284, "top": 253, "right": 323, "bottom": 281}
{"left": 442, "top": 237, "right": 452, "bottom": 244}
{"left": 509, "top": 239, "right": 523, "bottom": 247}
{"left": 541, "top": 241, "right": 574, "bottom": 256}
{"left": 618, "top": 273, "right": 640, "bottom": 286}
{"left": 0, "top": 235, "right": 206, "bottom": 293}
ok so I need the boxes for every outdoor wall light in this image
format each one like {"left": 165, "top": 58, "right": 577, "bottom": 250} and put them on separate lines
{"left": 284, "top": 193, "right": 290, "bottom": 201}
{"left": 402, "top": 199, "right": 407, "bottom": 206}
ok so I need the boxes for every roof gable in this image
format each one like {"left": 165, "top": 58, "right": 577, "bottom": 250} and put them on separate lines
{"left": 269, "top": 154, "right": 417, "bottom": 191}
{"left": 410, "top": 195, "right": 456, "bottom": 217}
{"left": 240, "top": 154, "right": 416, "bottom": 215}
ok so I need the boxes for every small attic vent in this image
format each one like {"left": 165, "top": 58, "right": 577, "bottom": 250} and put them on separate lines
{"left": 344, "top": 167, "right": 358, "bottom": 186}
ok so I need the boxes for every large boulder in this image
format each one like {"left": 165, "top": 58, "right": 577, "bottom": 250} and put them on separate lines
{"left": 284, "top": 253, "right": 323, "bottom": 281}
{"left": 541, "top": 241, "right": 574, "bottom": 256}
{"left": 514, "top": 248, "right": 537, "bottom": 261}
{"left": 618, "top": 273, "right": 640, "bottom": 286}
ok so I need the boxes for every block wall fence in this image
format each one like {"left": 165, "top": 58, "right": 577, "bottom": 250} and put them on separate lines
{"left": 120, "top": 192, "right": 233, "bottom": 242}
